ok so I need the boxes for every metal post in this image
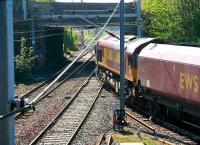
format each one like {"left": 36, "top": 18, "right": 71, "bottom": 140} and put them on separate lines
{"left": 137, "top": 0, "right": 142, "bottom": 36}
{"left": 0, "top": 0, "right": 15, "bottom": 145}
{"left": 22, "top": 0, "right": 27, "bottom": 20}
{"left": 120, "top": 0, "right": 125, "bottom": 111}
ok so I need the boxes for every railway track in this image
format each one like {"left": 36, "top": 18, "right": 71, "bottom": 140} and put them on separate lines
{"left": 125, "top": 108, "right": 199, "bottom": 145}
{"left": 16, "top": 52, "right": 90, "bottom": 103}
{"left": 29, "top": 71, "right": 103, "bottom": 145}
{"left": 96, "top": 133, "right": 105, "bottom": 145}
{"left": 15, "top": 56, "right": 94, "bottom": 119}
{"left": 16, "top": 57, "right": 95, "bottom": 144}
{"left": 96, "top": 132, "right": 113, "bottom": 145}
{"left": 104, "top": 86, "right": 199, "bottom": 144}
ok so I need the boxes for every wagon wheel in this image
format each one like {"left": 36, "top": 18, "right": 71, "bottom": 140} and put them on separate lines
{"left": 135, "top": 80, "right": 144, "bottom": 98}
{"left": 95, "top": 67, "right": 103, "bottom": 82}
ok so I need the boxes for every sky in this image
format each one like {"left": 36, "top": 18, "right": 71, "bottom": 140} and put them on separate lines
{"left": 56, "top": 0, "right": 133, "bottom": 3}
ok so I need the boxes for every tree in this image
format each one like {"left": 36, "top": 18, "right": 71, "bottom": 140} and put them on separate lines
{"left": 15, "top": 37, "right": 35, "bottom": 81}
{"left": 142, "top": 0, "right": 200, "bottom": 43}
{"left": 63, "top": 28, "right": 79, "bottom": 56}
{"left": 176, "top": 0, "right": 200, "bottom": 40}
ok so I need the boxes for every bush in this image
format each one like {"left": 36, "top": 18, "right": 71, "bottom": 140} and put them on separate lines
{"left": 15, "top": 37, "right": 35, "bottom": 82}
{"left": 63, "top": 28, "right": 79, "bottom": 55}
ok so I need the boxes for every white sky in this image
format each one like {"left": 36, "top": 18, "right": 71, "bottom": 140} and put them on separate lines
{"left": 56, "top": 0, "right": 133, "bottom": 3}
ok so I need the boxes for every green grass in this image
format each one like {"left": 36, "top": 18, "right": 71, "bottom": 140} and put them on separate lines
{"left": 112, "top": 133, "right": 141, "bottom": 143}
{"left": 111, "top": 128, "right": 162, "bottom": 145}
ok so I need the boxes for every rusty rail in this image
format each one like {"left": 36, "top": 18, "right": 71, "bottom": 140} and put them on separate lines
{"left": 125, "top": 111, "right": 156, "bottom": 133}
{"left": 29, "top": 70, "right": 102, "bottom": 145}
{"left": 96, "top": 133, "right": 105, "bottom": 145}
{"left": 107, "top": 133, "right": 112, "bottom": 145}
{"left": 156, "top": 138, "right": 175, "bottom": 145}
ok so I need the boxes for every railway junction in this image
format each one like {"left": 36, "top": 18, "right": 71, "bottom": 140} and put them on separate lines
{"left": 0, "top": 0, "right": 200, "bottom": 145}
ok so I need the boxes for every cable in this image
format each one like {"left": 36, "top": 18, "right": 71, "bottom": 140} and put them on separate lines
{"left": 0, "top": 0, "right": 120, "bottom": 120}
{"left": 30, "top": 0, "right": 120, "bottom": 104}
{"left": 75, "top": 14, "right": 99, "bottom": 28}
{"left": 14, "top": 32, "right": 64, "bottom": 42}
{"left": 14, "top": 18, "right": 37, "bottom": 23}
{"left": 14, "top": 27, "right": 62, "bottom": 34}
{"left": 14, "top": 23, "right": 136, "bottom": 42}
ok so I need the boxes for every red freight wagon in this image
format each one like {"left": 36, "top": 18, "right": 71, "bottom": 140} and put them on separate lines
{"left": 138, "top": 43, "right": 200, "bottom": 117}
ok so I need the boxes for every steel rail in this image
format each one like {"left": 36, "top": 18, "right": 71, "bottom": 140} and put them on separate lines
{"left": 15, "top": 55, "right": 94, "bottom": 119}
{"left": 126, "top": 102, "right": 200, "bottom": 142}
{"left": 125, "top": 111, "right": 156, "bottom": 133}
{"left": 96, "top": 133, "right": 105, "bottom": 145}
{"left": 66, "top": 85, "right": 103, "bottom": 145}
{"left": 17, "top": 48, "right": 88, "bottom": 102}
{"left": 0, "top": 52, "right": 93, "bottom": 120}
{"left": 155, "top": 138, "right": 175, "bottom": 145}
{"left": 29, "top": 1, "right": 120, "bottom": 105}
{"left": 35, "top": 55, "right": 94, "bottom": 103}
{"left": 0, "top": 0, "right": 120, "bottom": 120}
{"left": 29, "top": 69, "right": 100, "bottom": 145}
{"left": 107, "top": 133, "right": 113, "bottom": 145}
{"left": 18, "top": 65, "right": 66, "bottom": 99}
{"left": 163, "top": 122, "right": 200, "bottom": 141}
{"left": 0, "top": 2, "right": 120, "bottom": 120}
{"left": 18, "top": 49, "right": 90, "bottom": 100}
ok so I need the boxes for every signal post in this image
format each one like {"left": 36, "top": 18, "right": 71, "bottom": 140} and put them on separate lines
{"left": 113, "top": 0, "right": 126, "bottom": 130}
{"left": 0, "top": 0, "right": 15, "bottom": 144}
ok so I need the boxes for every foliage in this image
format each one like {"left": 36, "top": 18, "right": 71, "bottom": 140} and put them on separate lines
{"left": 84, "top": 30, "right": 95, "bottom": 41}
{"left": 84, "top": 29, "right": 108, "bottom": 41}
{"left": 177, "top": 0, "right": 200, "bottom": 40}
{"left": 15, "top": 37, "right": 35, "bottom": 81}
{"left": 63, "top": 28, "right": 79, "bottom": 55}
{"left": 142, "top": 0, "right": 200, "bottom": 43}
{"left": 112, "top": 132, "right": 161, "bottom": 145}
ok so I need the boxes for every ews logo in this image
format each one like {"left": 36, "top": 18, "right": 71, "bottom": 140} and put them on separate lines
{"left": 179, "top": 72, "right": 199, "bottom": 94}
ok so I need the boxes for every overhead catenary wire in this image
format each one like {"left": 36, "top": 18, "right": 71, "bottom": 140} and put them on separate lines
{"left": 14, "top": 27, "right": 62, "bottom": 34}
{"left": 13, "top": 1, "right": 135, "bottom": 23}
{"left": 14, "top": 32, "right": 65, "bottom": 42}
{"left": 0, "top": 0, "right": 121, "bottom": 120}
{"left": 14, "top": 22, "right": 137, "bottom": 42}
{"left": 30, "top": 0, "right": 121, "bottom": 104}
{"left": 75, "top": 14, "right": 99, "bottom": 28}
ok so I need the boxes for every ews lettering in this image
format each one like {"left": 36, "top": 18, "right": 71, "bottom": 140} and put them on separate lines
{"left": 179, "top": 72, "right": 198, "bottom": 93}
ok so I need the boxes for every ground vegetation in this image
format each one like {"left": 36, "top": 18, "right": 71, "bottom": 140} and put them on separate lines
{"left": 63, "top": 28, "right": 79, "bottom": 56}
{"left": 15, "top": 37, "right": 35, "bottom": 82}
